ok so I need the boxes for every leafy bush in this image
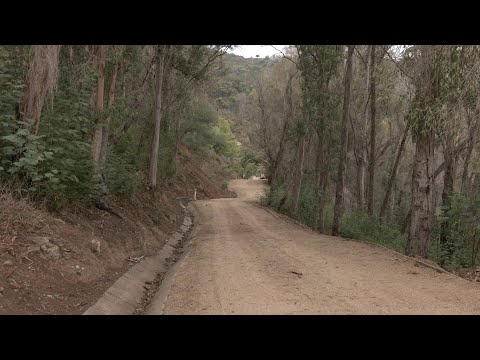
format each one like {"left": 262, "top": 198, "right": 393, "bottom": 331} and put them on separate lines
{"left": 221, "top": 180, "right": 229, "bottom": 190}
{"left": 339, "top": 211, "right": 407, "bottom": 253}
{"left": 430, "top": 190, "right": 480, "bottom": 270}
{"left": 261, "top": 182, "right": 286, "bottom": 208}
{"left": 106, "top": 149, "right": 140, "bottom": 197}
{"left": 0, "top": 58, "right": 97, "bottom": 208}
{"left": 263, "top": 179, "right": 406, "bottom": 254}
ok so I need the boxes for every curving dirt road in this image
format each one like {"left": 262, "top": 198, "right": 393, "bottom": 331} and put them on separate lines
{"left": 147, "top": 179, "right": 480, "bottom": 314}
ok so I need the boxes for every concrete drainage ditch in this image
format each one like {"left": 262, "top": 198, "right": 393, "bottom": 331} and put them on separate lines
{"left": 83, "top": 203, "right": 194, "bottom": 315}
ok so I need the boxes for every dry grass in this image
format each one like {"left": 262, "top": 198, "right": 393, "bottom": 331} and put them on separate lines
{"left": 0, "top": 187, "right": 45, "bottom": 241}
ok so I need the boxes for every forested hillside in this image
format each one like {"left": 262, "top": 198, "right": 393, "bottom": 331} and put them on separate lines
{"left": 0, "top": 46, "right": 257, "bottom": 207}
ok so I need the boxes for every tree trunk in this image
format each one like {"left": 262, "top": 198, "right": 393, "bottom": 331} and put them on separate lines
{"left": 406, "top": 46, "right": 440, "bottom": 258}
{"left": 355, "top": 160, "right": 363, "bottom": 210}
{"left": 379, "top": 122, "right": 410, "bottom": 219}
{"left": 148, "top": 45, "right": 168, "bottom": 189}
{"left": 440, "top": 120, "right": 455, "bottom": 266}
{"left": 406, "top": 129, "right": 435, "bottom": 257}
{"left": 20, "top": 45, "right": 61, "bottom": 134}
{"left": 318, "top": 163, "right": 329, "bottom": 234}
{"left": 366, "top": 45, "right": 376, "bottom": 215}
{"left": 461, "top": 132, "right": 474, "bottom": 194}
{"left": 90, "top": 45, "right": 107, "bottom": 173}
{"left": 277, "top": 162, "right": 296, "bottom": 212}
{"left": 314, "top": 128, "right": 325, "bottom": 232}
{"left": 358, "top": 45, "right": 371, "bottom": 210}
{"left": 99, "top": 56, "right": 120, "bottom": 185}
{"left": 332, "top": 45, "right": 354, "bottom": 237}
{"left": 269, "top": 161, "right": 279, "bottom": 186}
{"left": 291, "top": 135, "right": 305, "bottom": 215}
{"left": 434, "top": 136, "right": 471, "bottom": 179}
{"left": 440, "top": 142, "right": 454, "bottom": 265}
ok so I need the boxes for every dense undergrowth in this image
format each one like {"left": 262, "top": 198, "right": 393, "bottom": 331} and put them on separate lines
{"left": 262, "top": 180, "right": 480, "bottom": 272}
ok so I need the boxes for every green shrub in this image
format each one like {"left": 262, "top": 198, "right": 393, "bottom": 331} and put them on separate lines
{"left": 262, "top": 180, "right": 406, "bottom": 254}
{"left": 429, "top": 191, "right": 480, "bottom": 270}
{"left": 221, "top": 180, "right": 229, "bottom": 190}
{"left": 339, "top": 211, "right": 407, "bottom": 253}
{"left": 106, "top": 150, "right": 140, "bottom": 198}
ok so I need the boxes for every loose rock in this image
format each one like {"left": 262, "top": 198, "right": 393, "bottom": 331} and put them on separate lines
{"left": 27, "top": 245, "right": 41, "bottom": 254}
{"left": 3, "top": 260, "right": 14, "bottom": 266}
{"left": 90, "top": 239, "right": 101, "bottom": 254}
{"left": 40, "top": 243, "right": 61, "bottom": 261}
{"left": 31, "top": 237, "right": 51, "bottom": 246}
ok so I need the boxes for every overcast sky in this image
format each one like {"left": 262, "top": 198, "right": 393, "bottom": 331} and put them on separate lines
{"left": 229, "top": 45, "right": 288, "bottom": 58}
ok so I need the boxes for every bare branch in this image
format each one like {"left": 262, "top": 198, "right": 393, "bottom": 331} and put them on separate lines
{"left": 270, "top": 45, "right": 298, "bottom": 66}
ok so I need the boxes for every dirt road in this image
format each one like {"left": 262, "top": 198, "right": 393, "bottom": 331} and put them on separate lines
{"left": 147, "top": 179, "right": 480, "bottom": 314}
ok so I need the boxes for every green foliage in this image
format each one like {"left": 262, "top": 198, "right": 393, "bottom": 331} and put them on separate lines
{"left": 339, "top": 211, "right": 407, "bottom": 253}
{"left": 221, "top": 180, "right": 229, "bottom": 190}
{"left": 211, "top": 115, "right": 240, "bottom": 158}
{"left": 182, "top": 101, "right": 220, "bottom": 154}
{"left": 263, "top": 176, "right": 406, "bottom": 254}
{"left": 430, "top": 190, "right": 480, "bottom": 270}
{"left": 0, "top": 120, "right": 94, "bottom": 207}
{"left": 0, "top": 51, "right": 98, "bottom": 207}
{"left": 207, "top": 53, "right": 279, "bottom": 112}
{"left": 409, "top": 94, "right": 437, "bottom": 138}
{"left": 106, "top": 151, "right": 139, "bottom": 197}
{"left": 260, "top": 182, "right": 285, "bottom": 207}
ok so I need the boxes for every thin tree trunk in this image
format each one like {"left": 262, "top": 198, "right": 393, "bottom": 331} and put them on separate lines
{"left": 366, "top": 45, "right": 376, "bottom": 215}
{"left": 314, "top": 129, "right": 324, "bottom": 232}
{"left": 90, "top": 45, "right": 107, "bottom": 170}
{"left": 99, "top": 56, "right": 120, "bottom": 185}
{"left": 461, "top": 133, "right": 474, "bottom": 193}
{"left": 358, "top": 45, "right": 371, "bottom": 210}
{"left": 355, "top": 160, "right": 363, "bottom": 210}
{"left": 318, "top": 160, "right": 329, "bottom": 234}
{"left": 379, "top": 122, "right": 410, "bottom": 219}
{"left": 291, "top": 135, "right": 306, "bottom": 215}
{"left": 434, "top": 136, "right": 470, "bottom": 179}
{"left": 69, "top": 46, "right": 74, "bottom": 62}
{"left": 148, "top": 45, "right": 168, "bottom": 190}
{"left": 332, "top": 45, "right": 354, "bottom": 237}
{"left": 440, "top": 120, "right": 455, "bottom": 266}
{"left": 277, "top": 163, "right": 296, "bottom": 212}
{"left": 440, "top": 144, "right": 454, "bottom": 265}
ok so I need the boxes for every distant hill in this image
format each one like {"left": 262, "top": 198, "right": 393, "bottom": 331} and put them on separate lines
{"left": 207, "top": 52, "right": 281, "bottom": 114}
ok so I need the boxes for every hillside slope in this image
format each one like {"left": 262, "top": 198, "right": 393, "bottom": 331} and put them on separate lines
{"left": 0, "top": 145, "right": 235, "bottom": 315}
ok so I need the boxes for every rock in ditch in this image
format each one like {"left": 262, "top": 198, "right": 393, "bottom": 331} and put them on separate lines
{"left": 40, "top": 243, "right": 61, "bottom": 261}
{"left": 31, "top": 236, "right": 51, "bottom": 246}
{"left": 27, "top": 236, "right": 51, "bottom": 254}
{"left": 183, "top": 217, "right": 192, "bottom": 227}
{"left": 90, "top": 239, "right": 101, "bottom": 254}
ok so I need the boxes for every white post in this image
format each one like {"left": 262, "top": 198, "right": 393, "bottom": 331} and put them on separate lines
{"left": 194, "top": 188, "right": 197, "bottom": 201}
